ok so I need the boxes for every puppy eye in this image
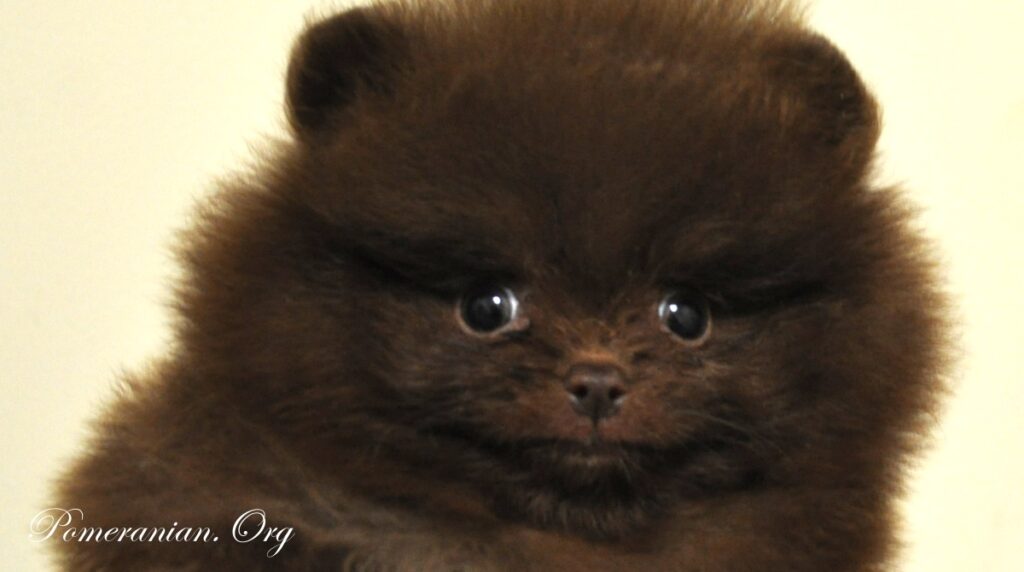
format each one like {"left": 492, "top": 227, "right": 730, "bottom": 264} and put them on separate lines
{"left": 658, "top": 289, "right": 711, "bottom": 342}
{"left": 458, "top": 285, "right": 520, "bottom": 334}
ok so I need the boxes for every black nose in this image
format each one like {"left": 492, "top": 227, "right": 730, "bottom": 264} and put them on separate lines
{"left": 564, "top": 364, "right": 627, "bottom": 422}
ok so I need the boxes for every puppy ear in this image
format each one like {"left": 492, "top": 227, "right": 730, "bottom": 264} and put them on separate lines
{"left": 765, "top": 34, "right": 880, "bottom": 171}
{"left": 285, "top": 8, "right": 408, "bottom": 137}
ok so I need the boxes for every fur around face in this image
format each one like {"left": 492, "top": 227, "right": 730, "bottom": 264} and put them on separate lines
{"left": 52, "top": 0, "right": 948, "bottom": 570}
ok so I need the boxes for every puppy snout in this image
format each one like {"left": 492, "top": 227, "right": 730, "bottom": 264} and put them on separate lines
{"left": 564, "top": 364, "right": 627, "bottom": 422}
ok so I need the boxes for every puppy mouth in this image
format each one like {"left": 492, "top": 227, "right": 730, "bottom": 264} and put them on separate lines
{"left": 430, "top": 422, "right": 692, "bottom": 477}
{"left": 515, "top": 438, "right": 654, "bottom": 476}
{"left": 523, "top": 431, "right": 655, "bottom": 461}
{"left": 426, "top": 419, "right": 765, "bottom": 490}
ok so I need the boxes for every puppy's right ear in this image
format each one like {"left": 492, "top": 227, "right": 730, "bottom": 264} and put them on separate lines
{"left": 761, "top": 33, "right": 880, "bottom": 174}
{"left": 286, "top": 8, "right": 408, "bottom": 138}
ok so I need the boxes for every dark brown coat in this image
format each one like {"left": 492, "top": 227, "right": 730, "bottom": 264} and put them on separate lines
{"left": 52, "top": 1, "right": 949, "bottom": 570}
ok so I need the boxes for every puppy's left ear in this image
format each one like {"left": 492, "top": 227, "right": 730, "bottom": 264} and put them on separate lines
{"left": 285, "top": 8, "right": 409, "bottom": 138}
{"left": 764, "top": 33, "right": 880, "bottom": 173}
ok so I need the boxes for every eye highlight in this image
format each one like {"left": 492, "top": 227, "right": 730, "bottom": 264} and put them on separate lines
{"left": 458, "top": 285, "right": 520, "bottom": 334}
{"left": 658, "top": 289, "right": 711, "bottom": 343}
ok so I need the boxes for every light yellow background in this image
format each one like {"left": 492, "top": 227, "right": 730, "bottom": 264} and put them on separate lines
{"left": 2, "top": 1, "right": 1021, "bottom": 570}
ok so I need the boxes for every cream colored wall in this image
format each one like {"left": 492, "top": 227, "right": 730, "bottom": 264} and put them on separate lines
{"left": 1, "top": 1, "right": 1020, "bottom": 570}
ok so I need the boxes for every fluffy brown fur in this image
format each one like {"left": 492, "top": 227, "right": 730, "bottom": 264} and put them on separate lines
{"left": 52, "top": 0, "right": 949, "bottom": 570}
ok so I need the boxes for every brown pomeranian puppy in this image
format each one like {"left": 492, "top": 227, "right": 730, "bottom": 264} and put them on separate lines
{"left": 49, "top": 0, "right": 948, "bottom": 570}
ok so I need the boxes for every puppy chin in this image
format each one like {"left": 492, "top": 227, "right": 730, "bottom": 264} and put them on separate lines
{"left": 487, "top": 440, "right": 671, "bottom": 538}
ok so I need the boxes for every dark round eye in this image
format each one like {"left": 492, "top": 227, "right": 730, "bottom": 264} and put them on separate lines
{"left": 658, "top": 289, "right": 711, "bottom": 342}
{"left": 459, "top": 285, "right": 519, "bottom": 334}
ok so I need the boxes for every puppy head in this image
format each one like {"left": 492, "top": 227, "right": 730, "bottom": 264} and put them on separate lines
{"left": 179, "top": 0, "right": 946, "bottom": 536}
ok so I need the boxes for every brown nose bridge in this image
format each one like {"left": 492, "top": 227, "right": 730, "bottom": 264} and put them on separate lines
{"left": 568, "top": 345, "right": 627, "bottom": 372}
{"left": 577, "top": 316, "right": 617, "bottom": 346}
{"left": 558, "top": 314, "right": 629, "bottom": 378}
